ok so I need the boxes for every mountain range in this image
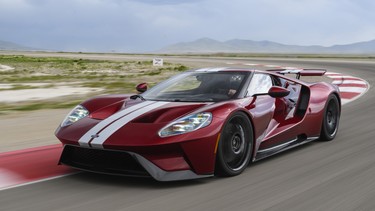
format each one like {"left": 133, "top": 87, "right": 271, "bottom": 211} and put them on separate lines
{"left": 158, "top": 38, "right": 375, "bottom": 54}
{"left": 0, "top": 40, "right": 39, "bottom": 51}
{"left": 2, "top": 38, "right": 375, "bottom": 54}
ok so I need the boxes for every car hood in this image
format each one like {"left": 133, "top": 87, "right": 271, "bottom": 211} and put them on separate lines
{"left": 56, "top": 99, "right": 220, "bottom": 147}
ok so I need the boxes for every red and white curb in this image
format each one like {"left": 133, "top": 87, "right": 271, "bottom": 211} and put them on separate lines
{"left": 325, "top": 72, "right": 369, "bottom": 105}
{"left": 226, "top": 62, "right": 370, "bottom": 105}
{"left": 0, "top": 145, "right": 75, "bottom": 191}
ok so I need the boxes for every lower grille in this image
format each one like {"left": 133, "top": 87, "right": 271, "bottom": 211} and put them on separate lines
{"left": 60, "top": 145, "right": 150, "bottom": 177}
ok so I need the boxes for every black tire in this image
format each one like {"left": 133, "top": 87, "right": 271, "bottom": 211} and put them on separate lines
{"left": 215, "top": 112, "right": 253, "bottom": 177}
{"left": 319, "top": 94, "right": 340, "bottom": 141}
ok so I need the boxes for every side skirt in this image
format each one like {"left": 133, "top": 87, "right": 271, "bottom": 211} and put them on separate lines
{"left": 254, "top": 135, "right": 319, "bottom": 161}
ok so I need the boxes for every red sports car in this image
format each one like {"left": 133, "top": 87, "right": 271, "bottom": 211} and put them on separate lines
{"left": 55, "top": 67, "right": 341, "bottom": 181}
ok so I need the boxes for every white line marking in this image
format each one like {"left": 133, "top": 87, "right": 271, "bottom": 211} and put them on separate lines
{"left": 0, "top": 172, "right": 79, "bottom": 192}
{"left": 332, "top": 80, "right": 367, "bottom": 85}
{"left": 327, "top": 75, "right": 361, "bottom": 80}
{"left": 339, "top": 87, "right": 368, "bottom": 93}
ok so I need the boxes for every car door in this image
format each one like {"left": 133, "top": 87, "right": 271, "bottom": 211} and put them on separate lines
{"left": 259, "top": 75, "right": 304, "bottom": 151}
{"left": 246, "top": 73, "right": 275, "bottom": 144}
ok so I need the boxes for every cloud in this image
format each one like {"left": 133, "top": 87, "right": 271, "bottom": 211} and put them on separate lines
{"left": 0, "top": 0, "right": 374, "bottom": 52}
{"left": 128, "top": 0, "right": 206, "bottom": 5}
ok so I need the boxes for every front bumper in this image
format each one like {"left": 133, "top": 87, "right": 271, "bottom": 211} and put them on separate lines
{"left": 59, "top": 145, "right": 212, "bottom": 181}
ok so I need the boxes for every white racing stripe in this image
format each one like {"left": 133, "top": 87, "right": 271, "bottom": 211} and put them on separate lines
{"left": 78, "top": 101, "right": 155, "bottom": 147}
{"left": 90, "top": 101, "right": 169, "bottom": 149}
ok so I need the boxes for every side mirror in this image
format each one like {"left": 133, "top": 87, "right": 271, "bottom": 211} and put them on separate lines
{"left": 136, "top": 83, "right": 148, "bottom": 93}
{"left": 268, "top": 86, "right": 290, "bottom": 98}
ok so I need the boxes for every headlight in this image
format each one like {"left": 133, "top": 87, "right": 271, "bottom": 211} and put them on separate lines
{"left": 159, "top": 112, "right": 212, "bottom": 137}
{"left": 61, "top": 105, "right": 89, "bottom": 127}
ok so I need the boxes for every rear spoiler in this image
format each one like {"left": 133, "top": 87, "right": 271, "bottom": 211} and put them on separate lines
{"left": 267, "top": 69, "right": 326, "bottom": 79}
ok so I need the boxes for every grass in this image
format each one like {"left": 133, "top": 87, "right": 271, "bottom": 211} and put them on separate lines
{"left": 0, "top": 100, "right": 82, "bottom": 115}
{"left": 0, "top": 54, "right": 191, "bottom": 113}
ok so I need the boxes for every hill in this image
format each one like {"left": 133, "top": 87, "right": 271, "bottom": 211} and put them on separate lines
{"left": 158, "top": 38, "right": 375, "bottom": 54}
{"left": 0, "top": 40, "right": 39, "bottom": 51}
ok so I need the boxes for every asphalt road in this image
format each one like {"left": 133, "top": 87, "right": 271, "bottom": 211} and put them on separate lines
{"left": 1, "top": 55, "right": 375, "bottom": 210}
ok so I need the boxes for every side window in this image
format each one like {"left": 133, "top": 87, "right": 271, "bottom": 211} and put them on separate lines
{"left": 247, "top": 73, "right": 273, "bottom": 96}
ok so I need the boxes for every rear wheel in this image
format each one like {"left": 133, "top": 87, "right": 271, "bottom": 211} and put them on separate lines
{"left": 215, "top": 112, "right": 253, "bottom": 176}
{"left": 319, "top": 94, "right": 340, "bottom": 141}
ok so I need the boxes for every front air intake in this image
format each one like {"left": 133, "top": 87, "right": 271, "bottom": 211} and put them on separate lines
{"left": 59, "top": 145, "right": 150, "bottom": 177}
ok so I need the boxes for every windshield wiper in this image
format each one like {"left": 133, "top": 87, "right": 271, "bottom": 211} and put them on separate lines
{"left": 130, "top": 94, "right": 146, "bottom": 101}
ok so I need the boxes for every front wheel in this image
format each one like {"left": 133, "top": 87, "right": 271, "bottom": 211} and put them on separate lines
{"left": 319, "top": 94, "right": 340, "bottom": 141}
{"left": 215, "top": 112, "right": 253, "bottom": 177}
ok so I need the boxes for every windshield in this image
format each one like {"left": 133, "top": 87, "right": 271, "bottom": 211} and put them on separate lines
{"left": 142, "top": 71, "right": 249, "bottom": 102}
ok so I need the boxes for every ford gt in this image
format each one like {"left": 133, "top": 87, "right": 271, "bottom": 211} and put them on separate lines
{"left": 55, "top": 67, "right": 341, "bottom": 181}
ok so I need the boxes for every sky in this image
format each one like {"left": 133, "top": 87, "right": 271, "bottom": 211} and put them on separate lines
{"left": 0, "top": 0, "right": 374, "bottom": 52}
